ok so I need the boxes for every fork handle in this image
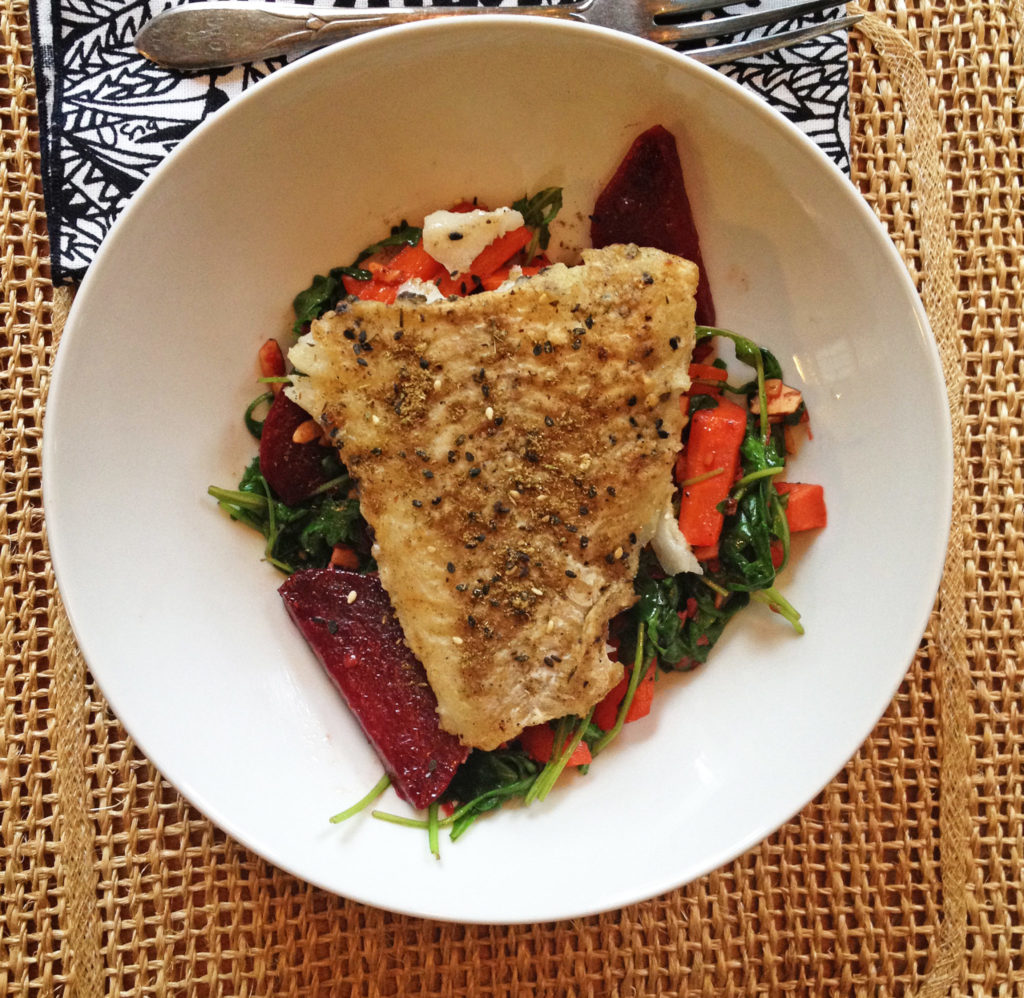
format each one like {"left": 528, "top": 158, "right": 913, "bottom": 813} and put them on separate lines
{"left": 136, "top": 1, "right": 583, "bottom": 70}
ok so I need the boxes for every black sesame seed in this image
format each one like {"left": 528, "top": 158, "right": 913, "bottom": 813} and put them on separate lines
{"left": 658, "top": 430, "right": 670, "bottom": 438}
{"left": 343, "top": 328, "right": 356, "bottom": 340}
{"left": 448, "top": 231, "right": 464, "bottom": 241}
{"left": 532, "top": 343, "right": 542, "bottom": 357}
{"left": 579, "top": 505, "right": 589, "bottom": 516}
{"left": 565, "top": 570, "right": 577, "bottom": 578}
{"left": 580, "top": 536, "right": 589, "bottom": 549}
{"left": 469, "top": 467, "right": 481, "bottom": 478}
{"left": 456, "top": 583, "right": 467, "bottom": 592}
{"left": 494, "top": 416, "right": 504, "bottom": 426}
{"left": 607, "top": 486, "right": 616, "bottom": 496}
{"left": 358, "top": 329, "right": 367, "bottom": 343}
{"left": 627, "top": 396, "right": 637, "bottom": 407}
{"left": 572, "top": 339, "right": 581, "bottom": 350}
{"left": 587, "top": 485, "right": 597, "bottom": 498}
{"left": 415, "top": 449, "right": 429, "bottom": 461}
{"left": 371, "top": 447, "right": 382, "bottom": 456}
{"left": 431, "top": 496, "right": 442, "bottom": 505}
{"left": 394, "top": 330, "right": 404, "bottom": 341}
{"left": 629, "top": 532, "right": 637, "bottom": 544}
{"left": 448, "top": 450, "right": 457, "bottom": 462}
{"left": 605, "top": 552, "right": 615, "bottom": 564}
{"left": 412, "top": 499, "right": 422, "bottom": 508}
{"left": 467, "top": 615, "right": 477, "bottom": 628}
{"left": 567, "top": 524, "right": 578, "bottom": 533}
{"left": 544, "top": 415, "right": 554, "bottom": 427}
{"left": 423, "top": 470, "right": 434, "bottom": 479}
{"left": 419, "top": 357, "right": 429, "bottom": 369}
{"left": 447, "top": 562, "right": 455, "bottom": 573}
{"left": 584, "top": 315, "right": 594, "bottom": 329}
{"left": 669, "top": 337, "right": 679, "bottom": 350}
{"left": 357, "top": 357, "right": 368, "bottom": 367}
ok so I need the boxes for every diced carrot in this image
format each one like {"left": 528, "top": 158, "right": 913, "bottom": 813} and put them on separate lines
{"left": 592, "top": 669, "right": 627, "bottom": 730}
{"left": 592, "top": 663, "right": 655, "bottom": 731}
{"left": 468, "top": 225, "right": 534, "bottom": 279}
{"left": 687, "top": 363, "right": 727, "bottom": 394}
{"left": 329, "top": 544, "right": 361, "bottom": 570}
{"left": 341, "top": 272, "right": 398, "bottom": 303}
{"left": 387, "top": 242, "right": 446, "bottom": 282}
{"left": 258, "top": 338, "right": 286, "bottom": 395}
{"left": 774, "top": 482, "right": 827, "bottom": 532}
{"left": 692, "top": 543, "right": 719, "bottom": 562}
{"left": 677, "top": 397, "right": 748, "bottom": 548}
{"left": 627, "top": 666, "right": 656, "bottom": 721}
{"left": 518, "top": 723, "right": 592, "bottom": 767}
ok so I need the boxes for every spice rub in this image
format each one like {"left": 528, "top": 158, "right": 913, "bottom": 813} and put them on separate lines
{"left": 287, "top": 244, "right": 697, "bottom": 750}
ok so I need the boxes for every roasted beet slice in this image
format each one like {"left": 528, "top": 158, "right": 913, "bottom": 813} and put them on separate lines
{"left": 279, "top": 568, "right": 469, "bottom": 809}
{"left": 591, "top": 124, "right": 715, "bottom": 326}
{"left": 259, "top": 391, "right": 332, "bottom": 506}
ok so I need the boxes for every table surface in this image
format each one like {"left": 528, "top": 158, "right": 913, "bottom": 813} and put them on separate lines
{"left": 3, "top": 1, "right": 1022, "bottom": 994}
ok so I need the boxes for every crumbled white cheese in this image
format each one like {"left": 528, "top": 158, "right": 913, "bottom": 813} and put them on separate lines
{"left": 422, "top": 206, "right": 525, "bottom": 274}
{"left": 650, "top": 501, "right": 703, "bottom": 577}
{"left": 395, "top": 276, "right": 445, "bottom": 303}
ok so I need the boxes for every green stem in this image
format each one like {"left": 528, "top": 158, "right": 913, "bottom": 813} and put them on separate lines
{"left": 427, "top": 802, "right": 441, "bottom": 859}
{"left": 680, "top": 467, "right": 725, "bottom": 488}
{"left": 751, "top": 587, "right": 804, "bottom": 633}
{"left": 525, "top": 710, "right": 594, "bottom": 805}
{"left": 733, "top": 466, "right": 784, "bottom": 490}
{"left": 591, "top": 629, "right": 647, "bottom": 757}
{"left": 329, "top": 772, "right": 391, "bottom": 824}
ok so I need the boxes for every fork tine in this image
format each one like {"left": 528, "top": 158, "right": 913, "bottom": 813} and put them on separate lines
{"left": 649, "top": 0, "right": 848, "bottom": 43}
{"left": 669, "top": 13, "right": 863, "bottom": 62}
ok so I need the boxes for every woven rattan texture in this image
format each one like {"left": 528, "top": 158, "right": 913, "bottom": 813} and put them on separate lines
{"left": 2, "top": 0, "right": 1022, "bottom": 992}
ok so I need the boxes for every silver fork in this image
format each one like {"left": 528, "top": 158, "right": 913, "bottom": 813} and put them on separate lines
{"left": 135, "top": 0, "right": 862, "bottom": 71}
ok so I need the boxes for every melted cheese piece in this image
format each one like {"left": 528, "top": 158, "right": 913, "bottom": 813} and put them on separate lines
{"left": 422, "top": 207, "right": 525, "bottom": 274}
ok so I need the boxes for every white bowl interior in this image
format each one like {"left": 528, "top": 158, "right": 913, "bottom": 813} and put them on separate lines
{"left": 44, "top": 18, "right": 951, "bottom": 923}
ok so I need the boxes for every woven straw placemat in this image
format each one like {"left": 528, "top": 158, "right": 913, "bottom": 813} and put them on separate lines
{"left": 3, "top": 0, "right": 1022, "bottom": 993}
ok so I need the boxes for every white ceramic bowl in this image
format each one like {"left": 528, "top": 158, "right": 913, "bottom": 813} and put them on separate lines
{"left": 43, "top": 17, "right": 951, "bottom": 923}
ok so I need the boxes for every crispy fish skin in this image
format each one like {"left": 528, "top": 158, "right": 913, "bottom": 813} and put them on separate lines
{"left": 287, "top": 244, "right": 697, "bottom": 750}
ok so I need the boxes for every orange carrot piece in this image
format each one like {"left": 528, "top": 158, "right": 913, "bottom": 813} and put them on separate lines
{"left": 467, "top": 225, "right": 534, "bottom": 279}
{"left": 774, "top": 482, "right": 827, "bottom": 532}
{"left": 341, "top": 272, "right": 398, "bottom": 303}
{"left": 687, "top": 363, "right": 728, "bottom": 390}
{"left": 592, "top": 664, "right": 655, "bottom": 730}
{"left": 518, "top": 723, "right": 592, "bottom": 767}
{"left": 329, "top": 544, "right": 361, "bottom": 570}
{"left": 387, "top": 242, "right": 445, "bottom": 282}
{"left": 677, "top": 397, "right": 748, "bottom": 548}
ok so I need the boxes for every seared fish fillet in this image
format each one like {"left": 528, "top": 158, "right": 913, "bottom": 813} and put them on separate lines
{"left": 287, "top": 244, "right": 697, "bottom": 750}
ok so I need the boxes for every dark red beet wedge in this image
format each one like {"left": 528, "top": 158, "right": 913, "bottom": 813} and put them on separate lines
{"left": 259, "top": 391, "right": 333, "bottom": 506}
{"left": 279, "top": 569, "right": 469, "bottom": 809}
{"left": 591, "top": 124, "right": 716, "bottom": 326}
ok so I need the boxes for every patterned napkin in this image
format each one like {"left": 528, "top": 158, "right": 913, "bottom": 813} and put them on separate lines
{"left": 30, "top": 0, "right": 850, "bottom": 284}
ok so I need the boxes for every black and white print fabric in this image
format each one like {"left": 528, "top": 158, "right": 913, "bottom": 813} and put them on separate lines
{"left": 30, "top": 0, "right": 851, "bottom": 284}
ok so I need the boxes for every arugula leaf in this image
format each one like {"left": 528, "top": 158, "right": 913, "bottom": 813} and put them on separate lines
{"left": 513, "top": 187, "right": 563, "bottom": 260}
{"left": 442, "top": 749, "right": 540, "bottom": 840}
{"left": 290, "top": 222, "right": 423, "bottom": 335}
{"left": 209, "top": 458, "right": 364, "bottom": 574}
